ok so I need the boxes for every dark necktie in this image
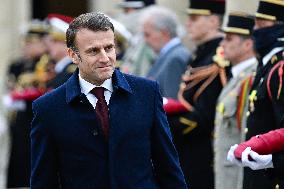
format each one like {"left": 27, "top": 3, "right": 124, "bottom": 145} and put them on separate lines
{"left": 91, "top": 87, "right": 109, "bottom": 138}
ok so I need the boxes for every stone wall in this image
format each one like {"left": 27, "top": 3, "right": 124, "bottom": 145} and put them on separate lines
{"left": 0, "top": 0, "right": 31, "bottom": 108}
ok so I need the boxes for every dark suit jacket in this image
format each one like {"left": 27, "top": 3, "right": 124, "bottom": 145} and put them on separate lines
{"left": 30, "top": 69, "right": 187, "bottom": 189}
{"left": 147, "top": 42, "right": 190, "bottom": 99}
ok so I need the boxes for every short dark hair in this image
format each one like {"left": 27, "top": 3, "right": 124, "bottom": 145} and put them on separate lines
{"left": 239, "top": 34, "right": 257, "bottom": 54}
{"left": 66, "top": 12, "right": 114, "bottom": 51}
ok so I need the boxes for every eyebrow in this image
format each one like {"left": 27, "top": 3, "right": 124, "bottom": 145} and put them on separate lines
{"left": 85, "top": 43, "right": 114, "bottom": 53}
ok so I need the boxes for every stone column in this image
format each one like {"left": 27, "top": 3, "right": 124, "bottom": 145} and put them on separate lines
{"left": 88, "top": 0, "right": 121, "bottom": 17}
{"left": 0, "top": 0, "right": 30, "bottom": 186}
{"left": 0, "top": 0, "right": 31, "bottom": 98}
{"left": 227, "top": 0, "right": 259, "bottom": 14}
{"left": 225, "top": 0, "right": 259, "bottom": 25}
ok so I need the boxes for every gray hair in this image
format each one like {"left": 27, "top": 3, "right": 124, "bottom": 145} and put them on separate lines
{"left": 66, "top": 12, "right": 114, "bottom": 51}
{"left": 140, "top": 5, "right": 179, "bottom": 38}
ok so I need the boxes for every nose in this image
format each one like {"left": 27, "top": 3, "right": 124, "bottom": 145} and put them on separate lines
{"left": 186, "top": 19, "right": 192, "bottom": 29}
{"left": 220, "top": 39, "right": 225, "bottom": 47}
{"left": 98, "top": 49, "right": 110, "bottom": 63}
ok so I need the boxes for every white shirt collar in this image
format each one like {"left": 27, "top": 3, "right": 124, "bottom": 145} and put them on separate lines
{"left": 231, "top": 57, "right": 257, "bottom": 78}
{"left": 160, "top": 37, "right": 181, "bottom": 56}
{"left": 54, "top": 56, "right": 72, "bottom": 73}
{"left": 262, "top": 47, "right": 284, "bottom": 66}
{"left": 78, "top": 73, "right": 113, "bottom": 95}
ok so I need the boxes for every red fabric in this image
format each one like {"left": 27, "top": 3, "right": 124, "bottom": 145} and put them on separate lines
{"left": 163, "top": 98, "right": 187, "bottom": 114}
{"left": 11, "top": 88, "right": 47, "bottom": 101}
{"left": 47, "top": 13, "right": 74, "bottom": 23}
{"left": 234, "top": 128, "right": 284, "bottom": 159}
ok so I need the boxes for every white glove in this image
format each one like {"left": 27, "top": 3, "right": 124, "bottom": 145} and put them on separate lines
{"left": 227, "top": 144, "right": 242, "bottom": 166}
{"left": 2, "top": 95, "right": 26, "bottom": 111}
{"left": 241, "top": 147, "right": 274, "bottom": 170}
{"left": 162, "top": 97, "right": 168, "bottom": 105}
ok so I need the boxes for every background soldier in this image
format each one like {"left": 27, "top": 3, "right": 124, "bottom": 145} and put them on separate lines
{"left": 45, "top": 14, "right": 76, "bottom": 89}
{"left": 167, "top": 0, "right": 229, "bottom": 188}
{"left": 6, "top": 20, "right": 50, "bottom": 188}
{"left": 7, "top": 20, "right": 49, "bottom": 89}
{"left": 214, "top": 12, "right": 257, "bottom": 189}
{"left": 228, "top": 0, "right": 284, "bottom": 188}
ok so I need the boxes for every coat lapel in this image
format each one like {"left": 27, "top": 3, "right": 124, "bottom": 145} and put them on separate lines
{"left": 65, "top": 69, "right": 82, "bottom": 104}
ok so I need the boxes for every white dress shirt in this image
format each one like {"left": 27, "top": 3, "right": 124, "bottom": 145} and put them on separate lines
{"left": 78, "top": 73, "right": 113, "bottom": 109}
{"left": 159, "top": 37, "right": 181, "bottom": 56}
{"left": 231, "top": 57, "right": 257, "bottom": 78}
{"left": 54, "top": 56, "right": 72, "bottom": 73}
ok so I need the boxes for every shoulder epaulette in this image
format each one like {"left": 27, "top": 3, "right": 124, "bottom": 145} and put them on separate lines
{"left": 179, "top": 46, "right": 230, "bottom": 103}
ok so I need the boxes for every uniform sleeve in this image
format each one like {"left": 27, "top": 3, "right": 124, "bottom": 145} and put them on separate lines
{"left": 30, "top": 101, "right": 60, "bottom": 189}
{"left": 151, "top": 82, "right": 188, "bottom": 189}
{"left": 234, "top": 128, "right": 284, "bottom": 158}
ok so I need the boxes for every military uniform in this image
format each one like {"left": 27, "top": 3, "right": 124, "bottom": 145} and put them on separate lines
{"left": 6, "top": 21, "right": 50, "bottom": 188}
{"left": 47, "top": 59, "right": 76, "bottom": 89}
{"left": 7, "top": 21, "right": 49, "bottom": 89}
{"left": 244, "top": 49, "right": 284, "bottom": 189}
{"left": 8, "top": 57, "right": 39, "bottom": 81}
{"left": 243, "top": 0, "right": 284, "bottom": 188}
{"left": 168, "top": 2, "right": 229, "bottom": 188}
{"left": 169, "top": 37, "right": 229, "bottom": 189}
{"left": 214, "top": 13, "right": 257, "bottom": 189}
{"left": 215, "top": 59, "right": 257, "bottom": 189}
{"left": 169, "top": 35, "right": 231, "bottom": 188}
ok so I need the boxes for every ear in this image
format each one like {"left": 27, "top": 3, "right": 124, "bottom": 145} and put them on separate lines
{"left": 160, "top": 28, "right": 171, "bottom": 41}
{"left": 209, "top": 15, "right": 220, "bottom": 29}
{"left": 67, "top": 48, "right": 80, "bottom": 65}
{"left": 243, "top": 38, "right": 253, "bottom": 50}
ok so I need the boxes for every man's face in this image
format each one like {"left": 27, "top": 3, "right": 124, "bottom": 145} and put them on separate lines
{"left": 254, "top": 18, "right": 275, "bottom": 30}
{"left": 143, "top": 21, "right": 164, "bottom": 53}
{"left": 44, "top": 35, "right": 66, "bottom": 61}
{"left": 23, "top": 38, "right": 47, "bottom": 59}
{"left": 69, "top": 29, "right": 116, "bottom": 85}
{"left": 220, "top": 33, "right": 246, "bottom": 65}
{"left": 186, "top": 14, "right": 212, "bottom": 44}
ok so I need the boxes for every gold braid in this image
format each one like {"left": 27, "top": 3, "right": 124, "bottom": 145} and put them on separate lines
{"left": 178, "top": 46, "right": 230, "bottom": 111}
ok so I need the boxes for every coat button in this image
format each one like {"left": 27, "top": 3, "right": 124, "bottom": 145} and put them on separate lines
{"left": 246, "top": 111, "right": 250, "bottom": 117}
{"left": 92, "top": 130, "right": 98, "bottom": 136}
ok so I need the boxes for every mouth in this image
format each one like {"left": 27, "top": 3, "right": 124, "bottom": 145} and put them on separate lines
{"left": 97, "top": 64, "right": 112, "bottom": 68}
{"left": 96, "top": 65, "right": 113, "bottom": 71}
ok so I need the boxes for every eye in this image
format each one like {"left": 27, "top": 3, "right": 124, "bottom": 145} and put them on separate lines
{"left": 86, "top": 48, "right": 99, "bottom": 56}
{"left": 105, "top": 45, "right": 114, "bottom": 52}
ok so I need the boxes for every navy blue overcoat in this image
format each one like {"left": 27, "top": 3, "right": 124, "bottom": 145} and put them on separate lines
{"left": 30, "top": 69, "right": 187, "bottom": 189}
